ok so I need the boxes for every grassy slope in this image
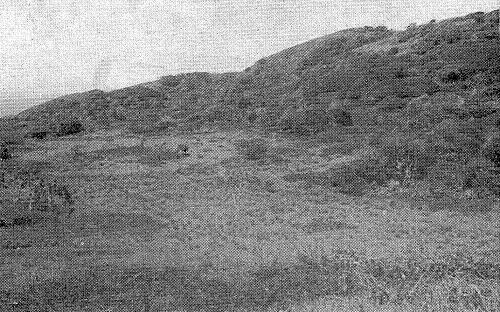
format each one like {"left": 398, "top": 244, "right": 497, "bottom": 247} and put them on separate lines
{"left": 11, "top": 10, "right": 499, "bottom": 133}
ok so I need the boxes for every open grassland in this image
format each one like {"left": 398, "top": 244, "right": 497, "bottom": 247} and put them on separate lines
{"left": 1, "top": 130, "right": 499, "bottom": 311}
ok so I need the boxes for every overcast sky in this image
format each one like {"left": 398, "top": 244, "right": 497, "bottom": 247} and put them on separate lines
{"left": 0, "top": 0, "right": 498, "bottom": 116}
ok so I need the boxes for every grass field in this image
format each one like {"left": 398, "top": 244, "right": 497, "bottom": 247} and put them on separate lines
{"left": 1, "top": 130, "right": 499, "bottom": 311}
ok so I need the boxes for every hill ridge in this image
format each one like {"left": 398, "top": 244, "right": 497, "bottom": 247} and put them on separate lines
{"left": 13, "top": 9, "right": 500, "bottom": 134}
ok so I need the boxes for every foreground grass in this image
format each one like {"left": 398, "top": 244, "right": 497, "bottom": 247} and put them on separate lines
{"left": 1, "top": 130, "right": 499, "bottom": 311}
{"left": 1, "top": 252, "right": 499, "bottom": 312}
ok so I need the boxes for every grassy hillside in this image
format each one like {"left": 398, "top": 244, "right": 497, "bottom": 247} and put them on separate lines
{"left": 4, "top": 9, "right": 500, "bottom": 204}
{"left": 12, "top": 10, "right": 498, "bottom": 132}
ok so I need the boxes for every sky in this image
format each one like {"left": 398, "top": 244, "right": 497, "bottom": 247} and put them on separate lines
{"left": 0, "top": 0, "right": 498, "bottom": 116}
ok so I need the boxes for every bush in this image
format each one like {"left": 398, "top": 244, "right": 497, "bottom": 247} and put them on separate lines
{"left": 387, "top": 47, "right": 399, "bottom": 55}
{"left": 0, "top": 144, "right": 12, "bottom": 161}
{"left": 438, "top": 66, "right": 468, "bottom": 83}
{"left": 432, "top": 118, "right": 485, "bottom": 158}
{"left": 155, "top": 118, "right": 178, "bottom": 132}
{"left": 329, "top": 108, "right": 353, "bottom": 126}
{"left": 426, "top": 160, "right": 464, "bottom": 197}
{"left": 482, "top": 133, "right": 500, "bottom": 166}
{"left": 30, "top": 131, "right": 49, "bottom": 140}
{"left": 277, "top": 107, "right": 352, "bottom": 134}
{"left": 0, "top": 129, "right": 25, "bottom": 146}
{"left": 378, "top": 96, "right": 408, "bottom": 111}
{"left": 377, "top": 134, "right": 437, "bottom": 181}
{"left": 425, "top": 159, "right": 497, "bottom": 212}
{"left": 57, "top": 120, "right": 84, "bottom": 137}
{"left": 348, "top": 148, "right": 391, "bottom": 184}
{"left": 0, "top": 168, "right": 75, "bottom": 233}
{"left": 462, "top": 156, "right": 500, "bottom": 196}
{"left": 236, "top": 138, "right": 269, "bottom": 161}
{"left": 310, "top": 148, "right": 391, "bottom": 195}
{"left": 247, "top": 111, "right": 258, "bottom": 124}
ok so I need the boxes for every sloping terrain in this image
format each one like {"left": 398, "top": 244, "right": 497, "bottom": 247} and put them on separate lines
{"left": 13, "top": 10, "right": 499, "bottom": 133}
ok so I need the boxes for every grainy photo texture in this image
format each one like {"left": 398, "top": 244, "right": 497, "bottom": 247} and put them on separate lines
{"left": 0, "top": 1, "right": 499, "bottom": 311}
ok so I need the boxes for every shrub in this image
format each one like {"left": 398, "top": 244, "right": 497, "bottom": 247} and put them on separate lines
{"left": 175, "top": 144, "right": 189, "bottom": 156}
{"left": 426, "top": 160, "right": 464, "bottom": 198}
{"left": 0, "top": 168, "right": 75, "bottom": 235}
{"left": 247, "top": 111, "right": 258, "bottom": 124}
{"left": 156, "top": 118, "right": 178, "bottom": 132}
{"left": 348, "top": 148, "right": 391, "bottom": 184}
{"left": 277, "top": 107, "right": 352, "bottom": 134}
{"left": 329, "top": 108, "right": 353, "bottom": 126}
{"left": 0, "top": 129, "right": 25, "bottom": 146}
{"left": 462, "top": 156, "right": 500, "bottom": 196}
{"left": 432, "top": 118, "right": 485, "bottom": 158}
{"left": 30, "top": 131, "right": 49, "bottom": 140}
{"left": 0, "top": 144, "right": 12, "bottom": 161}
{"left": 438, "top": 66, "right": 468, "bottom": 83}
{"left": 378, "top": 96, "right": 408, "bottom": 111}
{"left": 482, "top": 133, "right": 500, "bottom": 166}
{"left": 57, "top": 120, "right": 84, "bottom": 137}
{"left": 277, "top": 109, "right": 320, "bottom": 134}
{"left": 387, "top": 47, "right": 399, "bottom": 55}
{"left": 316, "top": 148, "right": 390, "bottom": 195}
{"left": 377, "top": 134, "right": 437, "bottom": 181}
{"left": 236, "top": 138, "right": 269, "bottom": 161}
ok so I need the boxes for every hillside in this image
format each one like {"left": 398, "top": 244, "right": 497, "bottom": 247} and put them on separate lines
{"left": 13, "top": 10, "right": 498, "bottom": 134}
{"left": 11, "top": 11, "right": 500, "bottom": 133}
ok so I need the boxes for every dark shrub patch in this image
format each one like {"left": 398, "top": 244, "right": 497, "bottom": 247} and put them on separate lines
{"left": 0, "top": 145, "right": 12, "bottom": 161}
{"left": 329, "top": 108, "right": 353, "bottom": 126}
{"left": 236, "top": 138, "right": 269, "bottom": 161}
{"left": 0, "top": 167, "right": 75, "bottom": 230}
{"left": 378, "top": 96, "right": 408, "bottom": 111}
{"left": 482, "top": 134, "right": 500, "bottom": 167}
{"left": 57, "top": 120, "right": 84, "bottom": 137}
{"left": 247, "top": 111, "right": 258, "bottom": 124}
{"left": 387, "top": 47, "right": 399, "bottom": 55}
{"left": 439, "top": 67, "right": 469, "bottom": 83}
{"left": 30, "top": 131, "right": 49, "bottom": 140}
{"left": 284, "top": 148, "right": 389, "bottom": 195}
{"left": 462, "top": 157, "right": 500, "bottom": 195}
{"left": 277, "top": 108, "right": 352, "bottom": 134}
{"left": 11, "top": 216, "right": 32, "bottom": 226}
{"left": 377, "top": 135, "right": 437, "bottom": 181}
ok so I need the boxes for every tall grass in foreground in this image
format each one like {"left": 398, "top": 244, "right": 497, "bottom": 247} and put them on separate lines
{"left": 0, "top": 161, "right": 75, "bottom": 248}
{"left": 2, "top": 252, "right": 498, "bottom": 311}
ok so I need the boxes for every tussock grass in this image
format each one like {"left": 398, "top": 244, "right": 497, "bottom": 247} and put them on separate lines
{"left": 0, "top": 161, "right": 75, "bottom": 249}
